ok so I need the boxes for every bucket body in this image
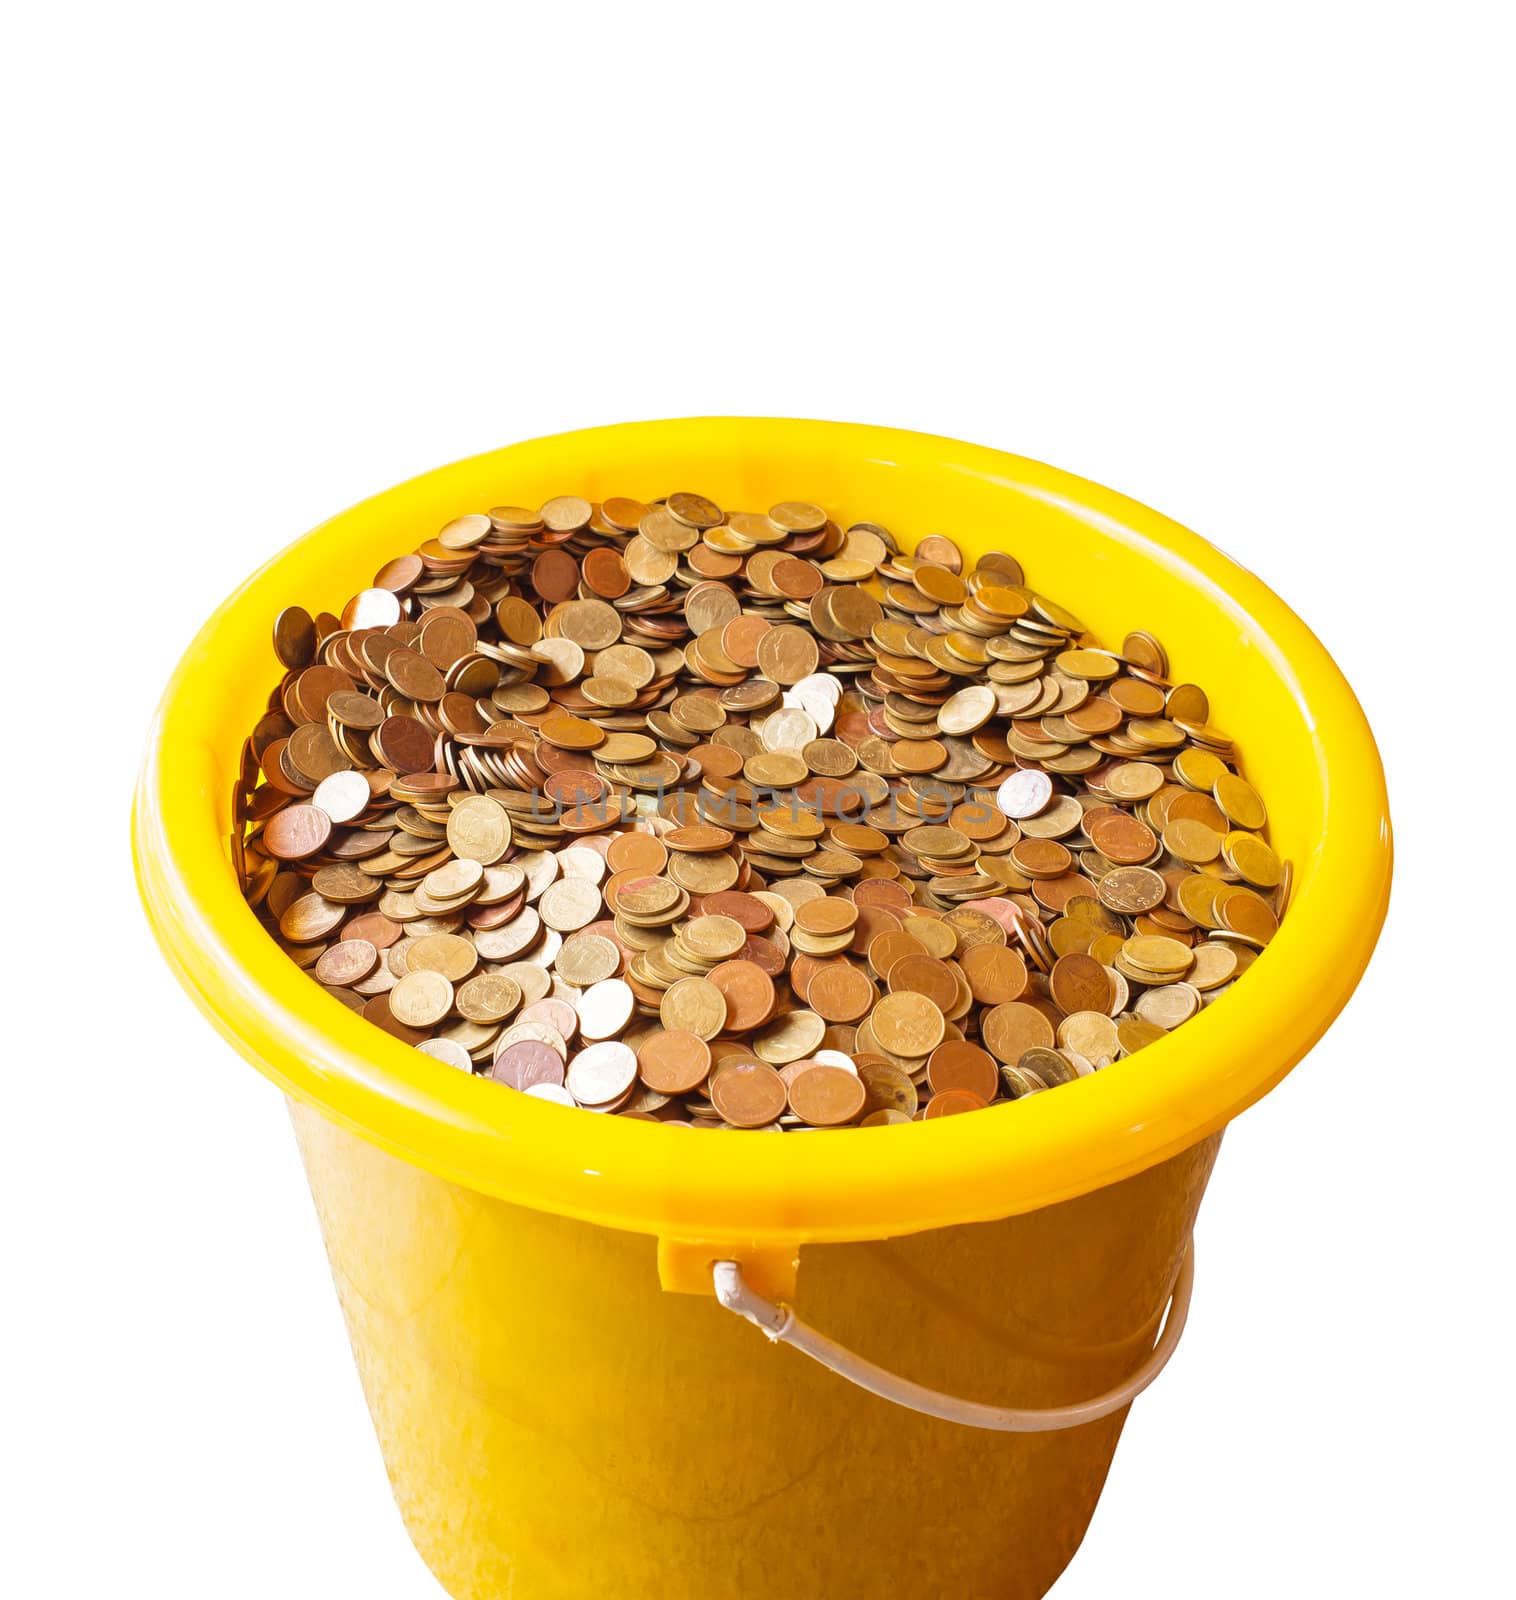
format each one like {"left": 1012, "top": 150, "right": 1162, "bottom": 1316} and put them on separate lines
{"left": 293, "top": 1099, "right": 1217, "bottom": 1600}
{"left": 136, "top": 419, "right": 1391, "bottom": 1600}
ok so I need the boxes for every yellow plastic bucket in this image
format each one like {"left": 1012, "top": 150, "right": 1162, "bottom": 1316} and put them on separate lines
{"left": 134, "top": 418, "right": 1391, "bottom": 1599}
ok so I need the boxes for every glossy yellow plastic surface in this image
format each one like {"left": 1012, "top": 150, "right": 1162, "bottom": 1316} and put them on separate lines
{"left": 291, "top": 1099, "right": 1219, "bottom": 1600}
{"left": 134, "top": 420, "right": 1389, "bottom": 1598}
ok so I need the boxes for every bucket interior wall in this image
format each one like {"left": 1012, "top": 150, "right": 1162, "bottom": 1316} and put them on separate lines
{"left": 294, "top": 1101, "right": 1218, "bottom": 1600}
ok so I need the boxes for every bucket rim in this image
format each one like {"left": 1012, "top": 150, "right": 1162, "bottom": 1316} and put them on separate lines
{"left": 133, "top": 416, "right": 1392, "bottom": 1248}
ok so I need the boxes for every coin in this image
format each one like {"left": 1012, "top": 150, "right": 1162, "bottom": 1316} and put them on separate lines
{"left": 787, "top": 1063, "right": 867, "bottom": 1127}
{"left": 1050, "top": 953, "right": 1113, "bottom": 1016}
{"left": 1058, "top": 1011, "right": 1120, "bottom": 1064}
{"left": 311, "top": 770, "right": 371, "bottom": 824}
{"left": 926, "top": 1041, "right": 999, "bottom": 1100}
{"left": 806, "top": 961, "right": 876, "bottom": 1023}
{"left": 997, "top": 770, "right": 1054, "bottom": 819}
{"left": 870, "top": 991, "right": 946, "bottom": 1058}
{"left": 754, "top": 1009, "right": 827, "bottom": 1064}
{"left": 539, "top": 878, "right": 602, "bottom": 933}
{"left": 924, "top": 1088, "right": 988, "bottom": 1118}
{"left": 982, "top": 1001, "right": 1056, "bottom": 1063}
{"left": 456, "top": 973, "right": 522, "bottom": 1024}
{"left": 637, "top": 1030, "right": 712, "bottom": 1095}
{"left": 577, "top": 978, "right": 635, "bottom": 1041}
{"left": 314, "top": 939, "right": 378, "bottom": 986}
{"left": 264, "top": 803, "right": 333, "bottom": 861}
{"left": 566, "top": 1041, "right": 638, "bottom": 1107}
{"left": 706, "top": 961, "right": 775, "bottom": 1032}
{"left": 390, "top": 969, "right": 454, "bottom": 1028}
{"left": 446, "top": 796, "right": 512, "bottom": 864}
{"left": 938, "top": 685, "right": 997, "bottom": 735}
{"left": 661, "top": 977, "right": 728, "bottom": 1040}
{"left": 416, "top": 1038, "right": 475, "bottom": 1072}
{"left": 406, "top": 933, "right": 478, "bottom": 982}
{"left": 491, "top": 1040, "right": 565, "bottom": 1091}
{"left": 756, "top": 624, "right": 819, "bottom": 686}
{"left": 710, "top": 1060, "right": 787, "bottom": 1128}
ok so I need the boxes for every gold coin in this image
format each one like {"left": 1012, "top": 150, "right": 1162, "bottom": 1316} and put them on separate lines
{"left": 390, "top": 969, "right": 454, "bottom": 1028}
{"left": 538, "top": 878, "right": 603, "bottom": 933}
{"left": 1117, "top": 1016, "right": 1169, "bottom": 1055}
{"left": 1214, "top": 772, "right": 1268, "bottom": 830}
{"left": 681, "top": 915, "right": 748, "bottom": 962}
{"left": 1055, "top": 648, "right": 1121, "bottom": 680}
{"left": 753, "top": 1009, "right": 828, "bottom": 1064}
{"left": 869, "top": 991, "right": 946, "bottom": 1058}
{"left": 1188, "top": 943, "right": 1239, "bottom": 991}
{"left": 1223, "top": 830, "right": 1282, "bottom": 888}
{"left": 660, "top": 977, "right": 728, "bottom": 1040}
{"left": 555, "top": 934, "right": 622, "bottom": 987}
{"left": 981, "top": 1001, "right": 1055, "bottom": 1062}
{"left": 1163, "top": 817, "right": 1223, "bottom": 864}
{"left": 1057, "top": 1011, "right": 1119, "bottom": 1065}
{"left": 446, "top": 796, "right": 512, "bottom": 865}
{"left": 1121, "top": 934, "right": 1194, "bottom": 972}
{"left": 756, "top": 624, "right": 819, "bottom": 686}
{"left": 405, "top": 933, "right": 478, "bottom": 982}
{"left": 456, "top": 973, "right": 522, "bottom": 1024}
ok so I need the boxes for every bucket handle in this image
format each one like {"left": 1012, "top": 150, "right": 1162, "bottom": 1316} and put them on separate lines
{"left": 712, "top": 1241, "right": 1194, "bottom": 1433}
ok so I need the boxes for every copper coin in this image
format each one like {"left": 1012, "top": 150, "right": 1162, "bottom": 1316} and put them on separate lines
{"left": 343, "top": 911, "right": 402, "bottom": 949}
{"left": 373, "top": 715, "right": 436, "bottom": 774}
{"left": 273, "top": 606, "right": 316, "bottom": 669}
{"left": 927, "top": 1041, "right": 999, "bottom": 1101}
{"left": 531, "top": 548, "right": 581, "bottom": 602}
{"left": 807, "top": 961, "right": 876, "bottom": 1024}
{"left": 885, "top": 953, "right": 960, "bottom": 1013}
{"left": 924, "top": 1089, "right": 989, "bottom": 1118}
{"left": 738, "top": 934, "right": 787, "bottom": 977}
{"left": 706, "top": 960, "right": 776, "bottom": 1032}
{"left": 1050, "top": 953, "right": 1114, "bottom": 1016}
{"left": 638, "top": 1031, "right": 712, "bottom": 1095}
{"left": 787, "top": 1063, "right": 866, "bottom": 1127}
{"left": 700, "top": 891, "right": 774, "bottom": 932}
{"left": 605, "top": 832, "right": 668, "bottom": 874}
{"left": 1086, "top": 811, "right": 1158, "bottom": 864}
{"left": 710, "top": 1060, "right": 788, "bottom": 1127}
{"left": 957, "top": 943, "right": 1028, "bottom": 1005}
{"left": 793, "top": 899, "right": 858, "bottom": 936}
{"left": 982, "top": 1001, "right": 1056, "bottom": 1063}
{"left": 314, "top": 939, "right": 379, "bottom": 987}
{"left": 1010, "top": 837, "right": 1073, "bottom": 878}
{"left": 582, "top": 547, "right": 631, "bottom": 599}
{"left": 492, "top": 1040, "right": 566, "bottom": 1091}
{"left": 385, "top": 647, "right": 446, "bottom": 701}
{"left": 263, "top": 803, "right": 333, "bottom": 860}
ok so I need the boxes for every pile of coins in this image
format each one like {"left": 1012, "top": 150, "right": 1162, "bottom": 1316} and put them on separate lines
{"left": 235, "top": 489, "right": 1288, "bottom": 1129}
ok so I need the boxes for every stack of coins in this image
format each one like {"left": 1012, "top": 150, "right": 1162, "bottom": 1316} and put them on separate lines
{"left": 235, "top": 489, "right": 1289, "bottom": 1129}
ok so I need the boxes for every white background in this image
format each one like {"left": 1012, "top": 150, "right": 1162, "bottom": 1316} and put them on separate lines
{"left": 5, "top": 4, "right": 1511, "bottom": 1596}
